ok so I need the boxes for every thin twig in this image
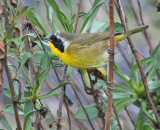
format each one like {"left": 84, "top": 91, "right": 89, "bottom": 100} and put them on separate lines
{"left": 136, "top": 0, "right": 153, "bottom": 53}
{"left": 64, "top": 96, "right": 71, "bottom": 130}
{"left": 127, "top": 0, "right": 153, "bottom": 54}
{"left": 69, "top": 76, "right": 91, "bottom": 104}
{"left": 0, "top": 40, "right": 5, "bottom": 93}
{"left": 125, "top": 107, "right": 136, "bottom": 130}
{"left": 72, "top": 87, "right": 95, "bottom": 130}
{"left": 45, "top": 81, "right": 90, "bottom": 130}
{"left": 23, "top": 27, "right": 35, "bottom": 86}
{"left": 57, "top": 0, "right": 82, "bottom": 129}
{"left": 72, "top": 0, "right": 82, "bottom": 33}
{"left": 106, "top": 0, "right": 115, "bottom": 129}
{"left": 57, "top": 65, "right": 68, "bottom": 130}
{"left": 43, "top": 0, "right": 53, "bottom": 32}
{"left": 127, "top": 0, "right": 141, "bottom": 25}
{"left": 117, "top": 44, "right": 131, "bottom": 68}
{"left": 31, "top": 22, "right": 61, "bottom": 82}
{"left": 112, "top": 103, "right": 122, "bottom": 130}
{"left": 4, "top": 0, "right": 22, "bottom": 129}
{"left": 92, "top": 91, "right": 105, "bottom": 129}
{"left": 104, "top": 91, "right": 122, "bottom": 130}
{"left": 115, "top": 0, "right": 160, "bottom": 127}
{"left": 4, "top": 48, "right": 22, "bottom": 130}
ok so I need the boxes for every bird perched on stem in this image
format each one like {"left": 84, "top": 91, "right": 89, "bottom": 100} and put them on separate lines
{"left": 42, "top": 25, "right": 148, "bottom": 69}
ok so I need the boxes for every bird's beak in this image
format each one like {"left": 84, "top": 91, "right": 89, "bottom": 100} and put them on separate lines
{"left": 41, "top": 37, "right": 51, "bottom": 41}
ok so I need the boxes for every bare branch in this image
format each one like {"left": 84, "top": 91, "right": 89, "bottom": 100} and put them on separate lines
{"left": 106, "top": 0, "right": 115, "bottom": 129}
{"left": 115, "top": 0, "right": 160, "bottom": 127}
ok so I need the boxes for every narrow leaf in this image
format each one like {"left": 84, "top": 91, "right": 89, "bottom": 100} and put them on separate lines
{"left": 4, "top": 104, "right": 23, "bottom": 115}
{"left": 90, "top": 20, "right": 107, "bottom": 33}
{"left": 80, "top": 0, "right": 107, "bottom": 33}
{"left": 0, "top": 114, "right": 12, "bottom": 130}
{"left": 26, "top": 8, "right": 46, "bottom": 34}
{"left": 37, "top": 81, "right": 72, "bottom": 99}
{"left": 66, "top": 66, "right": 73, "bottom": 78}
{"left": 79, "top": 69, "right": 91, "bottom": 88}
{"left": 74, "top": 103, "right": 106, "bottom": 120}
{"left": 23, "top": 110, "right": 36, "bottom": 130}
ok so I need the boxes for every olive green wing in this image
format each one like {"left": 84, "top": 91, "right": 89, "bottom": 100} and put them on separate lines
{"left": 58, "top": 32, "right": 110, "bottom": 47}
{"left": 71, "top": 32, "right": 110, "bottom": 46}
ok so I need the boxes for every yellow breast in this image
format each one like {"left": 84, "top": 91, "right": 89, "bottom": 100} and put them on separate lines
{"left": 48, "top": 41, "right": 109, "bottom": 69}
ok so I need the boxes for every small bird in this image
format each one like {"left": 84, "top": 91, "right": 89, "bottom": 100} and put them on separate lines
{"left": 42, "top": 25, "right": 148, "bottom": 69}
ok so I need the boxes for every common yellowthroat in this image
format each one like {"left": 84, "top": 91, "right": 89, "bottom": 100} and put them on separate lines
{"left": 43, "top": 25, "right": 148, "bottom": 69}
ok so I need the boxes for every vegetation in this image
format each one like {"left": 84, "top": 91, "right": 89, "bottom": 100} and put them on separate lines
{"left": 0, "top": 0, "right": 160, "bottom": 129}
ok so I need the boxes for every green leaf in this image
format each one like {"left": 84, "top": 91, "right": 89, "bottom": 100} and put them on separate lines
{"left": 4, "top": 88, "right": 11, "bottom": 98}
{"left": 23, "top": 110, "right": 36, "bottom": 130}
{"left": 147, "top": 60, "right": 160, "bottom": 80}
{"left": 21, "top": 33, "right": 35, "bottom": 41}
{"left": 47, "top": 0, "right": 69, "bottom": 32}
{"left": 24, "top": 100, "right": 33, "bottom": 116}
{"left": 142, "top": 123, "right": 154, "bottom": 130}
{"left": 151, "top": 41, "right": 160, "bottom": 57}
{"left": 35, "top": 69, "right": 50, "bottom": 96}
{"left": 79, "top": 69, "right": 91, "bottom": 88}
{"left": 130, "top": 57, "right": 154, "bottom": 77}
{"left": 90, "top": 20, "right": 107, "bottom": 33}
{"left": 37, "top": 82, "right": 72, "bottom": 99}
{"left": 113, "top": 84, "right": 134, "bottom": 93}
{"left": 7, "top": 38, "right": 23, "bottom": 46}
{"left": 35, "top": 99, "right": 43, "bottom": 110}
{"left": 6, "top": 22, "right": 16, "bottom": 42}
{"left": 94, "top": 79, "right": 107, "bottom": 91}
{"left": 113, "top": 95, "right": 137, "bottom": 114}
{"left": 19, "top": 52, "right": 31, "bottom": 71}
{"left": 74, "top": 103, "right": 106, "bottom": 120}
{"left": 71, "top": 12, "right": 87, "bottom": 24}
{"left": 148, "top": 80, "right": 160, "bottom": 92}
{"left": 11, "top": 6, "right": 28, "bottom": 23}
{"left": 23, "top": 100, "right": 33, "bottom": 130}
{"left": 51, "top": 20, "right": 60, "bottom": 33}
{"left": 0, "top": 114, "right": 12, "bottom": 130}
{"left": 22, "top": 66, "right": 32, "bottom": 87}
{"left": 66, "top": 66, "right": 73, "bottom": 78}
{"left": 80, "top": 0, "right": 107, "bottom": 33}
{"left": 136, "top": 109, "right": 147, "bottom": 130}
{"left": 37, "top": 91, "right": 59, "bottom": 99}
{"left": 114, "top": 63, "right": 133, "bottom": 88}
{"left": 141, "top": 101, "right": 157, "bottom": 123}
{"left": 104, "top": 22, "right": 124, "bottom": 33}
{"left": 49, "top": 6, "right": 60, "bottom": 33}
{"left": 60, "top": 11, "right": 71, "bottom": 32}
{"left": 26, "top": 8, "right": 46, "bottom": 34}
{"left": 44, "top": 117, "right": 52, "bottom": 121}
{"left": 33, "top": 51, "right": 44, "bottom": 64}
{"left": 11, "top": 6, "right": 32, "bottom": 23}
{"left": 41, "top": 52, "right": 50, "bottom": 71}
{"left": 51, "top": 62, "right": 64, "bottom": 68}
{"left": 63, "top": 0, "right": 72, "bottom": 14}
{"left": 4, "top": 104, "right": 23, "bottom": 115}
{"left": 110, "top": 118, "right": 119, "bottom": 130}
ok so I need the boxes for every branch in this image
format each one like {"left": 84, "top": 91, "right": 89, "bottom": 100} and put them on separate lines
{"left": 106, "top": 0, "right": 115, "bottom": 129}
{"left": 125, "top": 107, "right": 136, "bottom": 129}
{"left": 0, "top": 40, "right": 5, "bottom": 92}
{"left": 72, "top": 0, "right": 82, "bottom": 33}
{"left": 72, "top": 87, "right": 95, "bottom": 130}
{"left": 104, "top": 91, "right": 122, "bottom": 130}
{"left": 115, "top": 0, "right": 160, "bottom": 127}
{"left": 57, "top": 1, "right": 82, "bottom": 129}
{"left": 128, "top": 0, "right": 153, "bottom": 54}
{"left": 4, "top": 0, "right": 22, "bottom": 129}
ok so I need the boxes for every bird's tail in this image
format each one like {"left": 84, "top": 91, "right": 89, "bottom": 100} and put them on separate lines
{"left": 115, "top": 25, "right": 149, "bottom": 45}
